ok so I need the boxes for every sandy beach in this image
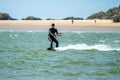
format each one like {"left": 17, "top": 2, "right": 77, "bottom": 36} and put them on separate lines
{"left": 0, "top": 20, "right": 120, "bottom": 32}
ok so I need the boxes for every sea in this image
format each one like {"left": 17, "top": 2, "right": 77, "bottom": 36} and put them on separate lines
{"left": 0, "top": 30, "right": 120, "bottom": 80}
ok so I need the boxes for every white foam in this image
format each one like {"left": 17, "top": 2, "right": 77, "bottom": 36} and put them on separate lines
{"left": 55, "top": 44, "right": 120, "bottom": 51}
{"left": 28, "top": 31, "right": 33, "bottom": 32}
{"left": 114, "top": 40, "right": 120, "bottom": 43}
{"left": 99, "top": 40, "right": 106, "bottom": 43}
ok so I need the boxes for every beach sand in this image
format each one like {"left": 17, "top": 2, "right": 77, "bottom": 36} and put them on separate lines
{"left": 0, "top": 20, "right": 120, "bottom": 32}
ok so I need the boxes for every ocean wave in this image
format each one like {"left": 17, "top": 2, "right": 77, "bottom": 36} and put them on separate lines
{"left": 55, "top": 44, "right": 120, "bottom": 51}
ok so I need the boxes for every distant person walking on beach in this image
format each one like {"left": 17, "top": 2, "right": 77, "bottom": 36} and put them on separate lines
{"left": 94, "top": 20, "right": 96, "bottom": 23}
{"left": 47, "top": 23, "right": 62, "bottom": 50}
{"left": 72, "top": 19, "right": 74, "bottom": 24}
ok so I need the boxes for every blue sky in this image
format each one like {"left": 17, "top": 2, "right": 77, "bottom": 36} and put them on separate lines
{"left": 1, "top": 0, "right": 120, "bottom": 19}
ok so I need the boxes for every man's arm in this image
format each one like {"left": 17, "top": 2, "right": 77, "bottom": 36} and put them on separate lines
{"left": 56, "top": 29, "right": 62, "bottom": 36}
{"left": 55, "top": 29, "right": 59, "bottom": 35}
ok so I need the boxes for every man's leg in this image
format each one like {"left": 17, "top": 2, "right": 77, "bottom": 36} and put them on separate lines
{"left": 53, "top": 38, "right": 59, "bottom": 47}
{"left": 50, "top": 41, "right": 53, "bottom": 48}
{"left": 48, "top": 36, "right": 53, "bottom": 48}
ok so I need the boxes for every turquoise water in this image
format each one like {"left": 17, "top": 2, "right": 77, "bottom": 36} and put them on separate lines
{"left": 0, "top": 31, "right": 120, "bottom": 80}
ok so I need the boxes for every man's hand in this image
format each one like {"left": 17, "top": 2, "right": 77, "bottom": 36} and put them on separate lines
{"left": 57, "top": 33, "right": 62, "bottom": 37}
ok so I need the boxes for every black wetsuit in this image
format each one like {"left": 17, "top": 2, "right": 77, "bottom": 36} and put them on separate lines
{"left": 48, "top": 28, "right": 59, "bottom": 48}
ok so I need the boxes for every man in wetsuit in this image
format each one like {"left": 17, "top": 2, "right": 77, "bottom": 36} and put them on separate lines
{"left": 48, "top": 23, "right": 59, "bottom": 50}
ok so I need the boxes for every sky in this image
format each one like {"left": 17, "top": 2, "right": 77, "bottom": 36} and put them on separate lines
{"left": 1, "top": 0, "right": 120, "bottom": 19}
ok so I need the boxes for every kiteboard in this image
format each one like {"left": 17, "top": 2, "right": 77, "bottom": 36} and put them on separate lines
{"left": 47, "top": 47, "right": 56, "bottom": 51}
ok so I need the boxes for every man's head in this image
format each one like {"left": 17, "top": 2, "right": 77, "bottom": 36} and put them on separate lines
{"left": 51, "top": 23, "right": 55, "bottom": 28}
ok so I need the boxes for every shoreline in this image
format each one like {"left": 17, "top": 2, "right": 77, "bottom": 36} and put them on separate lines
{"left": 0, "top": 20, "right": 120, "bottom": 32}
{"left": 0, "top": 26, "right": 120, "bottom": 32}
